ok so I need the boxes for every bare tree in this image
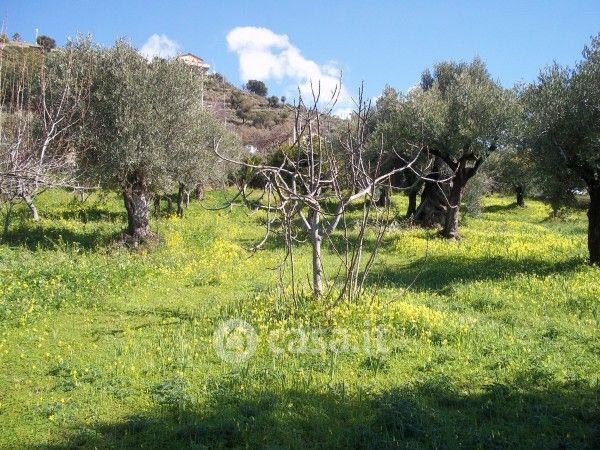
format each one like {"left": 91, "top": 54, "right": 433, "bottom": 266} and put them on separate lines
{"left": 217, "top": 86, "right": 420, "bottom": 300}
{"left": 0, "top": 39, "right": 93, "bottom": 236}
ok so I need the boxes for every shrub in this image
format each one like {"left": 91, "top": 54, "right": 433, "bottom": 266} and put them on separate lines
{"left": 463, "top": 172, "right": 493, "bottom": 217}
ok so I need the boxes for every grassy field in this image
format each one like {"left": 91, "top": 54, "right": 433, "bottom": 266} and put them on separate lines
{"left": 0, "top": 191, "right": 599, "bottom": 449}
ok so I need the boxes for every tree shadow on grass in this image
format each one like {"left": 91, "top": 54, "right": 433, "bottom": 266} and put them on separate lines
{"left": 367, "top": 255, "right": 584, "bottom": 293}
{"left": 482, "top": 202, "right": 521, "bottom": 214}
{"left": 45, "top": 378, "right": 599, "bottom": 449}
{"left": 2, "top": 223, "right": 122, "bottom": 251}
{"left": 45, "top": 207, "right": 126, "bottom": 223}
{"left": 246, "top": 223, "right": 399, "bottom": 256}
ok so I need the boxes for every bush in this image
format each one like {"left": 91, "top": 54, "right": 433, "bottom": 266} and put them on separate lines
{"left": 230, "top": 92, "right": 254, "bottom": 123}
{"left": 462, "top": 172, "right": 493, "bottom": 217}
{"left": 234, "top": 154, "right": 268, "bottom": 188}
{"left": 252, "top": 111, "right": 277, "bottom": 128}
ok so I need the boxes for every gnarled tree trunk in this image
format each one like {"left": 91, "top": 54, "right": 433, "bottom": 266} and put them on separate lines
{"left": 439, "top": 155, "right": 483, "bottom": 239}
{"left": 515, "top": 184, "right": 525, "bottom": 207}
{"left": 414, "top": 180, "right": 449, "bottom": 227}
{"left": 414, "top": 158, "right": 448, "bottom": 227}
{"left": 376, "top": 186, "right": 391, "bottom": 207}
{"left": 123, "top": 181, "right": 151, "bottom": 241}
{"left": 441, "top": 174, "right": 464, "bottom": 239}
{"left": 177, "top": 182, "right": 185, "bottom": 218}
{"left": 440, "top": 161, "right": 481, "bottom": 239}
{"left": 588, "top": 183, "right": 600, "bottom": 266}
{"left": 406, "top": 185, "right": 420, "bottom": 219}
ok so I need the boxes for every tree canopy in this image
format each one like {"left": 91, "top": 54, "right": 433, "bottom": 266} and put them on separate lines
{"left": 245, "top": 79, "right": 268, "bottom": 97}
{"left": 78, "top": 40, "right": 239, "bottom": 240}
{"left": 36, "top": 35, "right": 56, "bottom": 52}
{"left": 369, "top": 59, "right": 516, "bottom": 236}
{"left": 523, "top": 33, "right": 600, "bottom": 264}
{"left": 403, "top": 58, "right": 515, "bottom": 237}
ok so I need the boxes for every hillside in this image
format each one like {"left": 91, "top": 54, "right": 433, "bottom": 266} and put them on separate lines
{"left": 1, "top": 40, "right": 344, "bottom": 156}
{"left": 202, "top": 74, "right": 346, "bottom": 154}
{"left": 202, "top": 74, "right": 296, "bottom": 152}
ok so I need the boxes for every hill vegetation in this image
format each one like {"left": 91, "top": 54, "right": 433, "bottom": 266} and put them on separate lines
{"left": 202, "top": 72, "right": 295, "bottom": 151}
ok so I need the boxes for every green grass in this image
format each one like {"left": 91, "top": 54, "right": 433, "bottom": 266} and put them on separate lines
{"left": 0, "top": 191, "right": 599, "bottom": 449}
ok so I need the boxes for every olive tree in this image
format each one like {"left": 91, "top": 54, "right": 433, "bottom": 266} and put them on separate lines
{"left": 36, "top": 35, "right": 56, "bottom": 53}
{"left": 245, "top": 79, "right": 267, "bottom": 97}
{"left": 485, "top": 147, "right": 535, "bottom": 207}
{"left": 172, "top": 113, "right": 241, "bottom": 217}
{"left": 79, "top": 40, "right": 234, "bottom": 241}
{"left": 403, "top": 59, "right": 515, "bottom": 238}
{"left": 524, "top": 34, "right": 600, "bottom": 264}
{"left": 369, "top": 85, "right": 430, "bottom": 218}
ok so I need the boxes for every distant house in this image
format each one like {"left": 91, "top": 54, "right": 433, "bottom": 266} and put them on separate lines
{"left": 0, "top": 40, "right": 42, "bottom": 52}
{"left": 177, "top": 53, "right": 210, "bottom": 73}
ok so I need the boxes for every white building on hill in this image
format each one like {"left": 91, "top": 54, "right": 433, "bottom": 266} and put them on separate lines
{"left": 177, "top": 53, "right": 210, "bottom": 73}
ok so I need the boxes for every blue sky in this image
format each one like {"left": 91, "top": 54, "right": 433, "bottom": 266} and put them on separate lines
{"left": 4, "top": 0, "right": 599, "bottom": 114}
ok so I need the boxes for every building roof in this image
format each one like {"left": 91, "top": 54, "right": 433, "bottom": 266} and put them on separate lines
{"left": 0, "top": 41, "right": 42, "bottom": 50}
{"left": 176, "top": 53, "right": 210, "bottom": 73}
{"left": 178, "top": 53, "right": 207, "bottom": 63}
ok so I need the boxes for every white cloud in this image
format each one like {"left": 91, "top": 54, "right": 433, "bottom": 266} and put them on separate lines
{"left": 332, "top": 107, "right": 353, "bottom": 119}
{"left": 226, "top": 26, "right": 351, "bottom": 111}
{"left": 139, "top": 34, "right": 180, "bottom": 60}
